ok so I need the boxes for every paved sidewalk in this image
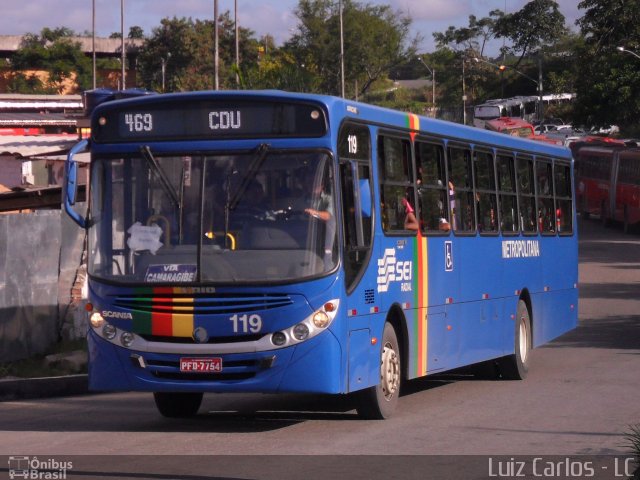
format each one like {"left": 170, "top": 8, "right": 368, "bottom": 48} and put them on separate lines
{"left": 0, "top": 374, "right": 88, "bottom": 401}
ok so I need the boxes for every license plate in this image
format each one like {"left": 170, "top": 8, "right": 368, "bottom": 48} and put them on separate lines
{"left": 179, "top": 357, "right": 222, "bottom": 373}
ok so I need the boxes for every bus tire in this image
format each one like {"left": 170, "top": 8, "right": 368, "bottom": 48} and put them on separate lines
{"left": 153, "top": 392, "right": 203, "bottom": 418}
{"left": 356, "top": 322, "right": 401, "bottom": 420}
{"left": 499, "top": 299, "right": 531, "bottom": 380}
{"left": 623, "top": 205, "right": 629, "bottom": 233}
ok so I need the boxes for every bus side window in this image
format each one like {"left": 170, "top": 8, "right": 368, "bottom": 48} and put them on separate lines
{"left": 378, "top": 134, "right": 416, "bottom": 233}
{"left": 447, "top": 145, "right": 475, "bottom": 233}
{"left": 473, "top": 150, "right": 498, "bottom": 234}
{"left": 416, "top": 140, "right": 450, "bottom": 233}
{"left": 497, "top": 154, "right": 518, "bottom": 234}
{"left": 517, "top": 156, "right": 537, "bottom": 234}
{"left": 536, "top": 159, "right": 555, "bottom": 234}
{"left": 554, "top": 161, "right": 573, "bottom": 234}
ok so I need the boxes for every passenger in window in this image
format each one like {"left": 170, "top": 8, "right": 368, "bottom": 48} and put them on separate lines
{"left": 448, "top": 181, "right": 457, "bottom": 230}
{"left": 402, "top": 196, "right": 419, "bottom": 231}
{"left": 305, "top": 174, "right": 333, "bottom": 222}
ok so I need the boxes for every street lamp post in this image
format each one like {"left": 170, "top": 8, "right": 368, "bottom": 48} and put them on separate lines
{"left": 417, "top": 57, "right": 436, "bottom": 116}
{"left": 617, "top": 46, "right": 640, "bottom": 60}
{"left": 462, "top": 57, "right": 467, "bottom": 125}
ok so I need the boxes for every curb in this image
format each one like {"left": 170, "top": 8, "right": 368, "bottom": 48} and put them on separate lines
{"left": 0, "top": 374, "right": 88, "bottom": 401}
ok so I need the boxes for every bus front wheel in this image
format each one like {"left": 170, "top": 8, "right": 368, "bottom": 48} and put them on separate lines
{"left": 153, "top": 392, "right": 203, "bottom": 418}
{"left": 356, "top": 322, "right": 401, "bottom": 419}
{"left": 499, "top": 299, "right": 531, "bottom": 380}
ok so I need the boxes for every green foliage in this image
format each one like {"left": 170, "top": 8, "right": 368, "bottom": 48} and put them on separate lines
{"left": 362, "top": 83, "right": 429, "bottom": 114}
{"left": 8, "top": 28, "right": 92, "bottom": 93}
{"left": 624, "top": 425, "right": 640, "bottom": 480}
{"left": 573, "top": 0, "right": 640, "bottom": 132}
{"left": 128, "top": 26, "right": 144, "bottom": 39}
{"left": 137, "top": 13, "right": 258, "bottom": 92}
{"left": 284, "top": 0, "right": 419, "bottom": 97}
{"left": 433, "top": 14, "right": 496, "bottom": 57}
{"left": 240, "top": 52, "right": 321, "bottom": 92}
{"left": 493, "top": 0, "right": 567, "bottom": 66}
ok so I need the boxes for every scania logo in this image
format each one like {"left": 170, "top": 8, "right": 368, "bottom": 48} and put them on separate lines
{"left": 102, "top": 310, "right": 133, "bottom": 319}
{"left": 193, "top": 327, "right": 210, "bottom": 344}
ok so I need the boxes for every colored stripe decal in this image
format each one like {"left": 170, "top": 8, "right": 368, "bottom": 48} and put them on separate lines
{"left": 130, "top": 287, "right": 195, "bottom": 337}
{"left": 416, "top": 233, "right": 428, "bottom": 376}
{"left": 407, "top": 113, "right": 420, "bottom": 141}
{"left": 172, "top": 294, "right": 195, "bottom": 337}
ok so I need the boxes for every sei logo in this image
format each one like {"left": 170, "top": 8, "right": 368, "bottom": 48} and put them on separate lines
{"left": 377, "top": 248, "right": 413, "bottom": 293}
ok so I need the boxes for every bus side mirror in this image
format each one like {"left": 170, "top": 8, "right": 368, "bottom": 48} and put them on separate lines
{"left": 65, "top": 139, "right": 89, "bottom": 228}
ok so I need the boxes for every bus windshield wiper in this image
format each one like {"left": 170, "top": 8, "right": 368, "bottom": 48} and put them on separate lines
{"left": 140, "top": 145, "right": 180, "bottom": 208}
{"left": 228, "top": 143, "right": 270, "bottom": 211}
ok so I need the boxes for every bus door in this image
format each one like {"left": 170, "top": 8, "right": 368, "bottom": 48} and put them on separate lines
{"left": 338, "top": 123, "right": 377, "bottom": 392}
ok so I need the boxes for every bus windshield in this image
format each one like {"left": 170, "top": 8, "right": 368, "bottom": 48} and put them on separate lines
{"left": 88, "top": 149, "right": 338, "bottom": 284}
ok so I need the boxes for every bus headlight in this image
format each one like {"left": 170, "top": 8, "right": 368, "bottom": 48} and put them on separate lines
{"left": 102, "top": 324, "right": 117, "bottom": 340}
{"left": 90, "top": 311, "right": 105, "bottom": 328}
{"left": 272, "top": 331, "right": 287, "bottom": 346}
{"left": 269, "top": 299, "right": 340, "bottom": 349}
{"left": 292, "top": 323, "right": 309, "bottom": 341}
{"left": 120, "top": 332, "right": 135, "bottom": 347}
{"left": 312, "top": 311, "right": 330, "bottom": 328}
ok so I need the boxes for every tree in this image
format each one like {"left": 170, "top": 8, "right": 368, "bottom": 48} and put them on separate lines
{"left": 433, "top": 14, "right": 496, "bottom": 57}
{"left": 8, "top": 28, "right": 92, "bottom": 93}
{"left": 136, "top": 14, "right": 260, "bottom": 92}
{"left": 573, "top": 0, "right": 640, "bottom": 132}
{"left": 128, "top": 26, "right": 144, "bottom": 39}
{"left": 492, "top": 0, "right": 567, "bottom": 67}
{"left": 285, "top": 0, "right": 419, "bottom": 97}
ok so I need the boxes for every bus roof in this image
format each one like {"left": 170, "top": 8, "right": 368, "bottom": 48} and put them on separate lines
{"left": 92, "top": 89, "right": 571, "bottom": 160}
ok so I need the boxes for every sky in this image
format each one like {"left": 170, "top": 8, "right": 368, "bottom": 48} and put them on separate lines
{"left": 1, "top": 0, "right": 582, "bottom": 56}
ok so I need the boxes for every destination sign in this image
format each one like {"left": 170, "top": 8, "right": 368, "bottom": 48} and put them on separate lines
{"left": 92, "top": 99, "right": 328, "bottom": 143}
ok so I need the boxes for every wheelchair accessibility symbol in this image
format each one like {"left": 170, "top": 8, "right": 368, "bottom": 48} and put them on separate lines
{"left": 445, "top": 241, "right": 453, "bottom": 272}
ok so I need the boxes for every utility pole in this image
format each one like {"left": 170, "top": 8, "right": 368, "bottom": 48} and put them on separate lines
{"left": 339, "top": 0, "right": 345, "bottom": 98}
{"left": 462, "top": 57, "right": 467, "bottom": 125}
{"left": 538, "top": 56, "right": 544, "bottom": 122}
{"left": 417, "top": 57, "right": 436, "bottom": 116}
{"left": 235, "top": 0, "right": 240, "bottom": 88}
{"left": 120, "top": 0, "right": 125, "bottom": 89}
{"left": 214, "top": 0, "right": 219, "bottom": 90}
{"left": 92, "top": 0, "right": 96, "bottom": 89}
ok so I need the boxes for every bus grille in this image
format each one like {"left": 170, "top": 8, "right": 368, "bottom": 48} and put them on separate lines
{"left": 111, "top": 292, "right": 294, "bottom": 315}
{"left": 142, "top": 358, "right": 259, "bottom": 382}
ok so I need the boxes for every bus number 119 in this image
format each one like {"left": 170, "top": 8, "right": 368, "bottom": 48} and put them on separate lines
{"left": 229, "top": 313, "right": 262, "bottom": 333}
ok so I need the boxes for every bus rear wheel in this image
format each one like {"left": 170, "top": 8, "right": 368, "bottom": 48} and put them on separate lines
{"left": 153, "top": 392, "right": 203, "bottom": 418}
{"left": 499, "top": 299, "right": 531, "bottom": 380}
{"left": 356, "top": 322, "right": 401, "bottom": 419}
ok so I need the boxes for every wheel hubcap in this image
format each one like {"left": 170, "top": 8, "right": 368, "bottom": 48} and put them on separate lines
{"left": 519, "top": 317, "right": 529, "bottom": 364}
{"left": 380, "top": 342, "right": 400, "bottom": 400}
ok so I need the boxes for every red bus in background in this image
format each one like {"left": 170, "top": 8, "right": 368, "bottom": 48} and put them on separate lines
{"left": 485, "top": 117, "right": 534, "bottom": 138}
{"left": 485, "top": 117, "right": 565, "bottom": 146}
{"left": 571, "top": 137, "right": 640, "bottom": 232}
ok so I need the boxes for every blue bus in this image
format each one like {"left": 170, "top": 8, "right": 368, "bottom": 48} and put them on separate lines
{"left": 65, "top": 90, "right": 578, "bottom": 419}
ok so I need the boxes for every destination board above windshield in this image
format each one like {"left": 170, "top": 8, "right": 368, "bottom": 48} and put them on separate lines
{"left": 91, "top": 99, "right": 328, "bottom": 142}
